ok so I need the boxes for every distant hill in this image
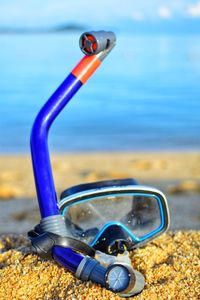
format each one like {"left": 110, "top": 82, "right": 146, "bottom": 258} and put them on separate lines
{"left": 1, "top": 19, "right": 200, "bottom": 35}
{"left": 54, "top": 24, "right": 86, "bottom": 32}
{"left": 0, "top": 23, "right": 86, "bottom": 34}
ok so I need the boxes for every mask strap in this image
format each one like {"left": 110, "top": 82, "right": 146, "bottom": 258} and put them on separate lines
{"left": 28, "top": 229, "right": 96, "bottom": 259}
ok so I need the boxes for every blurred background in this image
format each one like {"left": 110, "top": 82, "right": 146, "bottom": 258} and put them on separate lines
{"left": 0, "top": 4, "right": 199, "bottom": 298}
{"left": 0, "top": 0, "right": 200, "bottom": 152}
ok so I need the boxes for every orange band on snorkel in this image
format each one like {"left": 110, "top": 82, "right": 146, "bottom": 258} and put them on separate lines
{"left": 72, "top": 55, "right": 101, "bottom": 84}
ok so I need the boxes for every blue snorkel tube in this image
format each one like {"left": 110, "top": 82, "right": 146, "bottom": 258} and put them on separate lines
{"left": 29, "top": 31, "right": 145, "bottom": 297}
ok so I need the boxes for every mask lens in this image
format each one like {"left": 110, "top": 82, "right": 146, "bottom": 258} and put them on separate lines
{"left": 122, "top": 194, "right": 161, "bottom": 237}
{"left": 62, "top": 192, "right": 163, "bottom": 245}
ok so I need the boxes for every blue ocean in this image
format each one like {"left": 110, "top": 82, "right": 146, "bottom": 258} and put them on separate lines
{"left": 0, "top": 32, "right": 200, "bottom": 152}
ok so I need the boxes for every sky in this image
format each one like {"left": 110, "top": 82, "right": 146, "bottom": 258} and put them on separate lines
{"left": 0, "top": 0, "right": 200, "bottom": 27}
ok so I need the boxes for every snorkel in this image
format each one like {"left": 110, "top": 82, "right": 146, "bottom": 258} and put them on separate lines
{"left": 29, "top": 31, "right": 169, "bottom": 297}
{"left": 30, "top": 31, "right": 116, "bottom": 220}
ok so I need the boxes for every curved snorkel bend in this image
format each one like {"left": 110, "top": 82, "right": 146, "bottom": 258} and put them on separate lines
{"left": 30, "top": 31, "right": 145, "bottom": 297}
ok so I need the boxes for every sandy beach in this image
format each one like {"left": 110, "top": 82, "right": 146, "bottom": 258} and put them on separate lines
{"left": 0, "top": 151, "right": 200, "bottom": 200}
{"left": 0, "top": 151, "right": 199, "bottom": 299}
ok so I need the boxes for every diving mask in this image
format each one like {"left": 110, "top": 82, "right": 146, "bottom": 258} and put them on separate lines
{"left": 59, "top": 178, "right": 169, "bottom": 255}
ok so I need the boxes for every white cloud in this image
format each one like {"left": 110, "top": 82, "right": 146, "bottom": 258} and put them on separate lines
{"left": 158, "top": 6, "right": 172, "bottom": 19}
{"left": 130, "top": 11, "right": 144, "bottom": 21}
{"left": 187, "top": 1, "right": 200, "bottom": 17}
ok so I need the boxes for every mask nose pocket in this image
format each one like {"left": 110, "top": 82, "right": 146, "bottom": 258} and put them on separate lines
{"left": 91, "top": 223, "right": 135, "bottom": 255}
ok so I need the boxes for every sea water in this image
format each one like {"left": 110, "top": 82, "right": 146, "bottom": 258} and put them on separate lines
{"left": 0, "top": 32, "right": 200, "bottom": 152}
